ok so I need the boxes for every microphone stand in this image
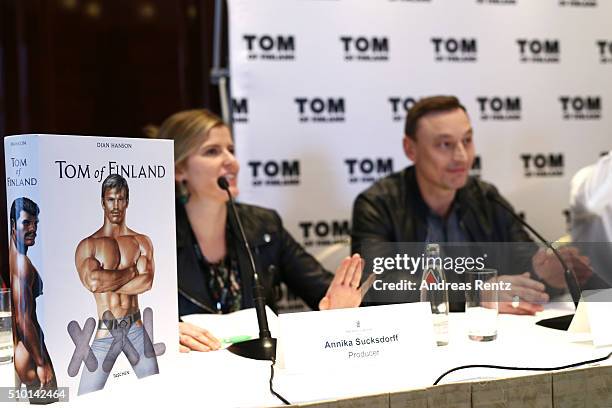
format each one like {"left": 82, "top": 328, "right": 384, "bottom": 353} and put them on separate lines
{"left": 487, "top": 192, "right": 581, "bottom": 331}
{"left": 218, "top": 177, "right": 277, "bottom": 361}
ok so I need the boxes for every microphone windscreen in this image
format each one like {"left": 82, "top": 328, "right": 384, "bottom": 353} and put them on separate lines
{"left": 217, "top": 176, "right": 230, "bottom": 190}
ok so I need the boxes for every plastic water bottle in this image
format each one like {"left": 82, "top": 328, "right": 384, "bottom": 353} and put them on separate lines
{"left": 420, "top": 243, "right": 449, "bottom": 346}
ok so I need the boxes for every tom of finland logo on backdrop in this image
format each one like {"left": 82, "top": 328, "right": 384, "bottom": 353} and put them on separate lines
{"left": 295, "top": 97, "right": 345, "bottom": 123}
{"left": 559, "top": 0, "right": 596, "bottom": 6}
{"left": 596, "top": 41, "right": 612, "bottom": 64}
{"left": 431, "top": 38, "right": 477, "bottom": 62}
{"left": 232, "top": 98, "right": 249, "bottom": 123}
{"left": 243, "top": 34, "right": 295, "bottom": 61}
{"left": 298, "top": 219, "right": 351, "bottom": 248}
{"left": 340, "top": 36, "right": 389, "bottom": 62}
{"left": 477, "top": 96, "right": 521, "bottom": 121}
{"left": 476, "top": 0, "right": 516, "bottom": 4}
{"left": 345, "top": 158, "right": 394, "bottom": 184}
{"left": 521, "top": 153, "right": 564, "bottom": 177}
{"left": 559, "top": 96, "right": 601, "bottom": 120}
{"left": 389, "top": 97, "right": 418, "bottom": 122}
{"left": 247, "top": 160, "right": 300, "bottom": 186}
{"left": 517, "top": 39, "right": 560, "bottom": 63}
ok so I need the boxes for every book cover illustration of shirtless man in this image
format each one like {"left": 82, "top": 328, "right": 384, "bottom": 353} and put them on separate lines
{"left": 74, "top": 174, "right": 159, "bottom": 395}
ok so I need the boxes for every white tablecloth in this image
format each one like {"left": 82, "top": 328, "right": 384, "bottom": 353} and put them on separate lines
{"left": 5, "top": 303, "right": 612, "bottom": 408}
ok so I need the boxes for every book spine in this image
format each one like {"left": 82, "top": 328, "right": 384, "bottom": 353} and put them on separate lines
{"left": 5, "top": 136, "right": 41, "bottom": 227}
{"left": 4, "top": 136, "right": 41, "bottom": 288}
{"left": 3, "top": 135, "right": 41, "bottom": 389}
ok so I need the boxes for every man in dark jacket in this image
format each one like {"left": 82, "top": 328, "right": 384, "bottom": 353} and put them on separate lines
{"left": 352, "top": 95, "right": 561, "bottom": 315}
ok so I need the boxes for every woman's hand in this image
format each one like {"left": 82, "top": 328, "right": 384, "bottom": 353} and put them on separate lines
{"left": 319, "top": 253, "right": 364, "bottom": 310}
{"left": 179, "top": 322, "right": 222, "bottom": 353}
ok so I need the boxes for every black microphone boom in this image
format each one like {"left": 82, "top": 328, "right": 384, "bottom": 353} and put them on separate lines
{"left": 485, "top": 190, "right": 581, "bottom": 331}
{"left": 217, "top": 176, "right": 276, "bottom": 361}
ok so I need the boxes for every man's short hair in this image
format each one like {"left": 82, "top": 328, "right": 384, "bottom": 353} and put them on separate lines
{"left": 404, "top": 95, "right": 467, "bottom": 140}
{"left": 101, "top": 174, "right": 129, "bottom": 201}
{"left": 10, "top": 197, "right": 40, "bottom": 226}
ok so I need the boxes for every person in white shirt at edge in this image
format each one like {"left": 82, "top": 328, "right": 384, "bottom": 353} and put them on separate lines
{"left": 569, "top": 151, "right": 612, "bottom": 287}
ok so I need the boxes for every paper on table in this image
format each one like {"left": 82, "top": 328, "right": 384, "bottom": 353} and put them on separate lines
{"left": 279, "top": 302, "right": 435, "bottom": 372}
{"left": 568, "top": 289, "right": 612, "bottom": 347}
{"left": 180, "top": 307, "right": 278, "bottom": 346}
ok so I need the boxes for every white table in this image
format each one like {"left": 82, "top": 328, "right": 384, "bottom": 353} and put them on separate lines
{"left": 7, "top": 304, "right": 612, "bottom": 407}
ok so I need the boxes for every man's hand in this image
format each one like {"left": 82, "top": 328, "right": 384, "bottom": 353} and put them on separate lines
{"left": 319, "top": 254, "right": 364, "bottom": 310}
{"left": 36, "top": 364, "right": 53, "bottom": 387}
{"left": 495, "top": 272, "right": 549, "bottom": 315}
{"left": 532, "top": 247, "right": 593, "bottom": 289}
{"left": 178, "top": 322, "right": 222, "bottom": 353}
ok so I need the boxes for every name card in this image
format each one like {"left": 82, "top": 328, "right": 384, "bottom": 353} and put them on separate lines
{"left": 569, "top": 289, "right": 612, "bottom": 347}
{"left": 278, "top": 303, "right": 435, "bottom": 371}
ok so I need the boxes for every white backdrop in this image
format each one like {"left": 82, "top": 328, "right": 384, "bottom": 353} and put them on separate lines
{"left": 228, "top": 0, "right": 611, "bottom": 280}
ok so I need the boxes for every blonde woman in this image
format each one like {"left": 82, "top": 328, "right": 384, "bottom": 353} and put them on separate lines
{"left": 151, "top": 109, "right": 364, "bottom": 352}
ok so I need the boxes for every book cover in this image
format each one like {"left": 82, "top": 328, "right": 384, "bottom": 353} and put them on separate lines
{"left": 4, "top": 134, "right": 178, "bottom": 402}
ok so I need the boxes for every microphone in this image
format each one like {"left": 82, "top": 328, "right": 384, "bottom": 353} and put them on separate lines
{"left": 485, "top": 189, "right": 581, "bottom": 330}
{"left": 217, "top": 176, "right": 276, "bottom": 361}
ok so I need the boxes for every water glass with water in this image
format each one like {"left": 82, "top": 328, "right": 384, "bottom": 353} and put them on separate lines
{"left": 465, "top": 269, "right": 498, "bottom": 342}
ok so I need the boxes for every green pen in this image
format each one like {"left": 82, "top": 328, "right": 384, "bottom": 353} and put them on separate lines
{"left": 222, "top": 335, "right": 253, "bottom": 345}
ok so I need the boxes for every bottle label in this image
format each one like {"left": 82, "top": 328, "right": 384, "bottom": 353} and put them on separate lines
{"left": 424, "top": 269, "right": 439, "bottom": 285}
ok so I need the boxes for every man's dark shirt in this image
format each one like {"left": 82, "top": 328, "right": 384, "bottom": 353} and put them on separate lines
{"left": 425, "top": 205, "right": 468, "bottom": 244}
{"left": 352, "top": 166, "right": 532, "bottom": 250}
{"left": 351, "top": 166, "right": 536, "bottom": 310}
